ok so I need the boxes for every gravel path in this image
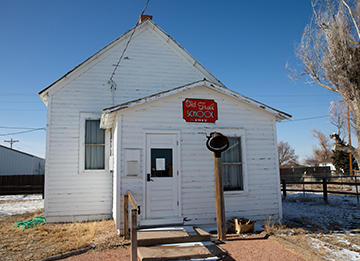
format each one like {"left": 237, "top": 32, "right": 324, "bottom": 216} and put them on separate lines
{"left": 220, "top": 236, "right": 308, "bottom": 261}
{"left": 63, "top": 235, "right": 310, "bottom": 261}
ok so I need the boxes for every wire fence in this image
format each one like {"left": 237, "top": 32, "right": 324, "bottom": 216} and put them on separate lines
{"left": 281, "top": 173, "right": 360, "bottom": 205}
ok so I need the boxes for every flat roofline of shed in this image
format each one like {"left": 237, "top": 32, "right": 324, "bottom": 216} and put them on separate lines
{"left": 0, "top": 144, "right": 45, "bottom": 160}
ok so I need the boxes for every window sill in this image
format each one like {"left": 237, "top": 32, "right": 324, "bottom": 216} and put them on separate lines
{"left": 224, "top": 191, "right": 249, "bottom": 197}
{"left": 79, "top": 170, "right": 111, "bottom": 175}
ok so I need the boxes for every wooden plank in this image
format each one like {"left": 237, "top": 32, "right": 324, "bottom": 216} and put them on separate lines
{"left": 137, "top": 226, "right": 211, "bottom": 247}
{"left": 127, "top": 190, "right": 140, "bottom": 215}
{"left": 213, "top": 157, "right": 226, "bottom": 240}
{"left": 131, "top": 208, "right": 137, "bottom": 261}
{"left": 138, "top": 241, "right": 226, "bottom": 261}
{"left": 124, "top": 194, "right": 129, "bottom": 239}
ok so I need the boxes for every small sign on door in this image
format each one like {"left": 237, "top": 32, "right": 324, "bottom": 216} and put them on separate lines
{"left": 156, "top": 158, "right": 166, "bottom": 171}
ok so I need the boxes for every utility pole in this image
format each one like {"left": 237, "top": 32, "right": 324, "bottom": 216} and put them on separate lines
{"left": 4, "top": 138, "right": 19, "bottom": 149}
{"left": 347, "top": 101, "right": 353, "bottom": 177}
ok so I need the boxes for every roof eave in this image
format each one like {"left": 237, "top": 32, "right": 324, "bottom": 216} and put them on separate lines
{"left": 100, "top": 80, "right": 292, "bottom": 128}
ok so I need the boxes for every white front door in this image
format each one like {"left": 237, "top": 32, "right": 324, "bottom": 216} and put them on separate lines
{"left": 145, "top": 133, "right": 179, "bottom": 219}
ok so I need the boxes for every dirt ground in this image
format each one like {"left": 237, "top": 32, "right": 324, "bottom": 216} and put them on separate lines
{"left": 0, "top": 210, "right": 322, "bottom": 261}
{"left": 63, "top": 234, "right": 316, "bottom": 261}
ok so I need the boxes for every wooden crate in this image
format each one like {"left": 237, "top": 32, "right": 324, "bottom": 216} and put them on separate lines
{"left": 229, "top": 218, "right": 255, "bottom": 234}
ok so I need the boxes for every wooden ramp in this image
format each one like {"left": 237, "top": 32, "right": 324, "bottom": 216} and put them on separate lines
{"left": 137, "top": 226, "right": 227, "bottom": 261}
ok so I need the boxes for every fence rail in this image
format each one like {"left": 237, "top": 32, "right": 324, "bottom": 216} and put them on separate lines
{"left": 124, "top": 190, "right": 139, "bottom": 261}
{"left": 0, "top": 175, "right": 44, "bottom": 196}
{"left": 281, "top": 175, "right": 360, "bottom": 204}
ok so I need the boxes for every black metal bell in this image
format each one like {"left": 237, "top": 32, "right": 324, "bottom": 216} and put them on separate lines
{"left": 206, "top": 132, "right": 229, "bottom": 157}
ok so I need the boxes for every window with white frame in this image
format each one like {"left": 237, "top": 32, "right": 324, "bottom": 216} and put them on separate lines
{"left": 79, "top": 113, "right": 110, "bottom": 174}
{"left": 85, "top": 119, "right": 105, "bottom": 169}
{"left": 221, "top": 137, "right": 243, "bottom": 191}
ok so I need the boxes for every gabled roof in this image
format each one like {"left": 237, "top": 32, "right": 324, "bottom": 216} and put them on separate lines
{"left": 38, "top": 18, "right": 224, "bottom": 105}
{"left": 100, "top": 79, "right": 292, "bottom": 129}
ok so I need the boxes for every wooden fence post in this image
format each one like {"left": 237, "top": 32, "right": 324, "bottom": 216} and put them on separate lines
{"left": 323, "top": 178, "right": 328, "bottom": 202}
{"left": 124, "top": 194, "right": 129, "bottom": 239}
{"left": 214, "top": 156, "right": 226, "bottom": 240}
{"left": 303, "top": 181, "right": 305, "bottom": 197}
{"left": 355, "top": 176, "right": 359, "bottom": 206}
{"left": 282, "top": 179, "right": 287, "bottom": 199}
{"left": 131, "top": 208, "right": 137, "bottom": 261}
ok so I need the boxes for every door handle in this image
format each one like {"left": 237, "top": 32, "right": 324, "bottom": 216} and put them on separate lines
{"left": 147, "top": 173, "right": 154, "bottom": 182}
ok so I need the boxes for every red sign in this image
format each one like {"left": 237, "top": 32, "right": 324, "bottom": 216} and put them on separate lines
{"left": 182, "top": 99, "right": 218, "bottom": 123}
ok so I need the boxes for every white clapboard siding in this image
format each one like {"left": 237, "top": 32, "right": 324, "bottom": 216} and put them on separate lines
{"left": 43, "top": 19, "right": 285, "bottom": 226}
{"left": 114, "top": 85, "right": 282, "bottom": 228}
{"left": 43, "top": 20, "right": 217, "bottom": 222}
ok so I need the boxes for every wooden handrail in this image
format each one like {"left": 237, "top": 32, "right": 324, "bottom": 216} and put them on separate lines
{"left": 127, "top": 190, "right": 140, "bottom": 214}
{"left": 124, "top": 190, "right": 139, "bottom": 261}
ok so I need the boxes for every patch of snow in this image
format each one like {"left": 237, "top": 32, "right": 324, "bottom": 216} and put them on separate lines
{"left": 283, "top": 192, "right": 360, "bottom": 230}
{"left": 282, "top": 192, "right": 360, "bottom": 260}
{"left": 0, "top": 194, "right": 42, "bottom": 201}
{"left": 0, "top": 194, "right": 44, "bottom": 217}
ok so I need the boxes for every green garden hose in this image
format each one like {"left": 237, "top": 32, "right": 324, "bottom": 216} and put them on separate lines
{"left": 14, "top": 216, "right": 46, "bottom": 231}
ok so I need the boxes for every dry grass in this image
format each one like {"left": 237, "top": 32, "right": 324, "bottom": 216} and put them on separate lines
{"left": 276, "top": 230, "right": 330, "bottom": 258}
{"left": 0, "top": 210, "right": 129, "bottom": 261}
{"left": 264, "top": 217, "right": 337, "bottom": 259}
{"left": 271, "top": 229, "right": 360, "bottom": 261}
{"left": 315, "top": 230, "right": 360, "bottom": 253}
{"left": 263, "top": 217, "right": 286, "bottom": 235}
{"left": 267, "top": 218, "right": 360, "bottom": 260}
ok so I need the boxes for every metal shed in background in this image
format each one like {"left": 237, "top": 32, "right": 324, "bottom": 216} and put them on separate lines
{"left": 0, "top": 145, "right": 44, "bottom": 176}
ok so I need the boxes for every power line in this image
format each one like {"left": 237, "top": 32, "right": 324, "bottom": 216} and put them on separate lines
{"left": 0, "top": 126, "right": 43, "bottom": 129}
{"left": 250, "top": 94, "right": 336, "bottom": 97}
{"left": 0, "top": 93, "right": 34, "bottom": 96}
{"left": 109, "top": 0, "right": 150, "bottom": 83}
{"left": 0, "top": 108, "right": 46, "bottom": 111}
{"left": 0, "top": 128, "right": 46, "bottom": 136}
{"left": 0, "top": 101, "right": 40, "bottom": 103}
{"left": 281, "top": 115, "right": 329, "bottom": 123}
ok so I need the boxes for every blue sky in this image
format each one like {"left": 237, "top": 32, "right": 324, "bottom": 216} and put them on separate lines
{"left": 0, "top": 0, "right": 347, "bottom": 161}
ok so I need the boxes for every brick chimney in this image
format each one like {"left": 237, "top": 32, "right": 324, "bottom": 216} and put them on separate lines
{"left": 139, "top": 14, "right": 153, "bottom": 23}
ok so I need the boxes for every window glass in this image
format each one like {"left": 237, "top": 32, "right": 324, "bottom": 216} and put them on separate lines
{"left": 85, "top": 120, "right": 105, "bottom": 169}
{"left": 222, "top": 137, "right": 243, "bottom": 190}
{"left": 151, "top": 148, "right": 173, "bottom": 177}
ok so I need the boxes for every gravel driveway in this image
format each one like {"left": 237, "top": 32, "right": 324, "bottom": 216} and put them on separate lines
{"left": 63, "top": 234, "right": 312, "bottom": 261}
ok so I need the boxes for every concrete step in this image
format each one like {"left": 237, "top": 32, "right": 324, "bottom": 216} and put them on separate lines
{"left": 138, "top": 241, "right": 227, "bottom": 261}
{"left": 137, "top": 226, "right": 211, "bottom": 246}
{"left": 137, "top": 226, "right": 227, "bottom": 260}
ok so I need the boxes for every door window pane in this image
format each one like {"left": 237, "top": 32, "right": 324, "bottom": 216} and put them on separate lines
{"left": 151, "top": 149, "right": 173, "bottom": 177}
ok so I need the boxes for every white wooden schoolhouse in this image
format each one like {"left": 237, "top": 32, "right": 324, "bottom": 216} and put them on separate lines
{"left": 38, "top": 15, "right": 291, "bottom": 233}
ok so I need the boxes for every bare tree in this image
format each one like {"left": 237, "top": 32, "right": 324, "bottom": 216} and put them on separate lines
{"left": 312, "top": 128, "right": 334, "bottom": 161}
{"left": 278, "top": 141, "right": 299, "bottom": 167}
{"left": 304, "top": 128, "right": 334, "bottom": 165}
{"left": 329, "top": 100, "right": 346, "bottom": 136}
{"left": 329, "top": 100, "right": 356, "bottom": 137}
{"left": 304, "top": 156, "right": 321, "bottom": 166}
{"left": 288, "top": 0, "right": 360, "bottom": 164}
